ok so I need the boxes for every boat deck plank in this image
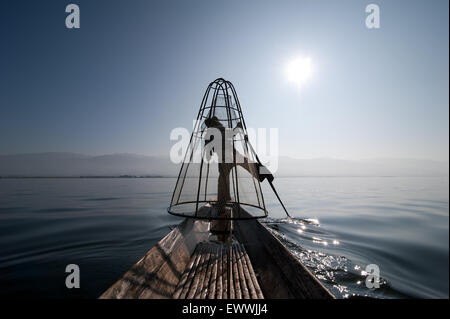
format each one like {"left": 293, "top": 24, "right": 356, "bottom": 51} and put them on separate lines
{"left": 231, "top": 244, "right": 241, "bottom": 299}
{"left": 235, "top": 243, "right": 250, "bottom": 299}
{"left": 174, "top": 241, "right": 264, "bottom": 299}
{"left": 216, "top": 245, "right": 223, "bottom": 299}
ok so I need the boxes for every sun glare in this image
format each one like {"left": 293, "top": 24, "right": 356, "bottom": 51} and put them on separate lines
{"left": 285, "top": 56, "right": 313, "bottom": 89}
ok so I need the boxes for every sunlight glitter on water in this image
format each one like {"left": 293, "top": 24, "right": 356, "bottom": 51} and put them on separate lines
{"left": 263, "top": 217, "right": 399, "bottom": 299}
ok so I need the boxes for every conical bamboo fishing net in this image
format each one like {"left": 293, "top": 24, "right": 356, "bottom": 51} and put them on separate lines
{"left": 168, "top": 78, "right": 272, "bottom": 220}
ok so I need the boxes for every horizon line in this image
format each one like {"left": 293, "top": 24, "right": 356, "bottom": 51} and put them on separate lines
{"left": 0, "top": 151, "right": 448, "bottom": 163}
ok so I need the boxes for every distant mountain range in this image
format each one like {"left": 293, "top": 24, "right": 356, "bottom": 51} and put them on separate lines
{"left": 0, "top": 152, "right": 448, "bottom": 177}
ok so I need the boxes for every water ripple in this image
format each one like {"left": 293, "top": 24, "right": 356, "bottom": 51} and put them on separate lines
{"left": 262, "top": 218, "right": 410, "bottom": 298}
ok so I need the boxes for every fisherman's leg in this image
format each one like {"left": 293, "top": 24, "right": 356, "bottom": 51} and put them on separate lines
{"left": 234, "top": 150, "right": 260, "bottom": 180}
{"left": 217, "top": 163, "right": 232, "bottom": 205}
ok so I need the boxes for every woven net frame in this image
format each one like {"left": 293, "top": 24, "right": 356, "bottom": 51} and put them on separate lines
{"left": 168, "top": 78, "right": 269, "bottom": 220}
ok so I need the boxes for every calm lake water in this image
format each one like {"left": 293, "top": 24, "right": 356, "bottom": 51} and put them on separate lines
{"left": 0, "top": 177, "right": 448, "bottom": 298}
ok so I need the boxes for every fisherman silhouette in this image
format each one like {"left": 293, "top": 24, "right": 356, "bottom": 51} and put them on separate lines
{"left": 204, "top": 116, "right": 274, "bottom": 216}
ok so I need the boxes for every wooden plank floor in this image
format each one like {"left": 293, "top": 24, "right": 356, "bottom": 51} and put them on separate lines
{"left": 173, "top": 242, "right": 264, "bottom": 299}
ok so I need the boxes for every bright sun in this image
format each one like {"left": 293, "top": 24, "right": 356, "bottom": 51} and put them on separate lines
{"left": 285, "top": 57, "right": 313, "bottom": 89}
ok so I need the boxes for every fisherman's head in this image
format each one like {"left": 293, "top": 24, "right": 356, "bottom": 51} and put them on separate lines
{"left": 204, "top": 116, "right": 222, "bottom": 128}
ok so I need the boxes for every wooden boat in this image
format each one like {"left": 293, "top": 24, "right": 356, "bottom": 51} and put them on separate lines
{"left": 100, "top": 214, "right": 334, "bottom": 299}
{"left": 101, "top": 79, "right": 334, "bottom": 299}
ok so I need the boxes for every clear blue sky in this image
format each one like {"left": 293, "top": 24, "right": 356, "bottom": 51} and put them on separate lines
{"left": 1, "top": 0, "right": 448, "bottom": 161}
